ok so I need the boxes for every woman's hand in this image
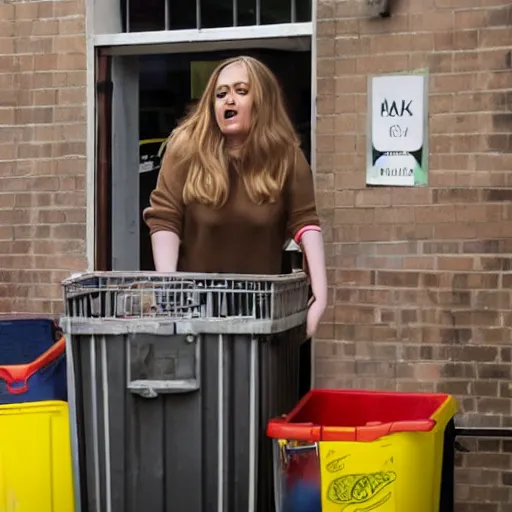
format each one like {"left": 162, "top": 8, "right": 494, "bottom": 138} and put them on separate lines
{"left": 151, "top": 231, "right": 180, "bottom": 272}
{"left": 300, "top": 230, "right": 328, "bottom": 338}
{"left": 307, "top": 296, "right": 326, "bottom": 338}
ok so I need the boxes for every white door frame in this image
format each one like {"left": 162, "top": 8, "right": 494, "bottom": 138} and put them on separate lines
{"left": 95, "top": 22, "right": 313, "bottom": 48}
{"left": 85, "top": 2, "right": 318, "bottom": 269}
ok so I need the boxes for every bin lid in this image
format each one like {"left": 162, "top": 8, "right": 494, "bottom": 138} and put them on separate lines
{"left": 267, "top": 389, "right": 458, "bottom": 443}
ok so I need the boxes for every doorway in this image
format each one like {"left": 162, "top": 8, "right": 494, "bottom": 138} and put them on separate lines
{"left": 95, "top": 44, "right": 314, "bottom": 405}
{"left": 135, "top": 49, "right": 312, "bottom": 271}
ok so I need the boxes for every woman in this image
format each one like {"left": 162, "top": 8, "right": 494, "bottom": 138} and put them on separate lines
{"left": 143, "top": 56, "right": 327, "bottom": 337}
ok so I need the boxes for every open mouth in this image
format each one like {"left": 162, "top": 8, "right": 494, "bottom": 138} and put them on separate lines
{"left": 224, "top": 110, "right": 237, "bottom": 119}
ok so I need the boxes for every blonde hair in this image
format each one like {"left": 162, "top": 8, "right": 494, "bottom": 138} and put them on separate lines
{"left": 165, "top": 56, "right": 300, "bottom": 207}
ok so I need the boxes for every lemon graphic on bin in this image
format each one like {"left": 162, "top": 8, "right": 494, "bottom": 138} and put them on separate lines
{"left": 327, "top": 471, "right": 396, "bottom": 511}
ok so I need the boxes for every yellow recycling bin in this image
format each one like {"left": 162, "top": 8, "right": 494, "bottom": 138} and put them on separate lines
{"left": 267, "top": 389, "right": 458, "bottom": 512}
{"left": 0, "top": 401, "right": 75, "bottom": 512}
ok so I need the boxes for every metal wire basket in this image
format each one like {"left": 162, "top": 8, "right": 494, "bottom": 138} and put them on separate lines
{"left": 62, "top": 272, "right": 310, "bottom": 321}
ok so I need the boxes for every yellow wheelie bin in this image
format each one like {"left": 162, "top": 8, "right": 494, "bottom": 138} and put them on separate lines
{"left": 267, "top": 388, "right": 458, "bottom": 512}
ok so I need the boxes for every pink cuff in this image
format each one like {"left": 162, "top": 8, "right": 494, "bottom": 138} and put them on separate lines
{"left": 294, "top": 225, "right": 321, "bottom": 244}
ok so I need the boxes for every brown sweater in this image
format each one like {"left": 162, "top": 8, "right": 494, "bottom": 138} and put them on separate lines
{"left": 143, "top": 148, "right": 320, "bottom": 274}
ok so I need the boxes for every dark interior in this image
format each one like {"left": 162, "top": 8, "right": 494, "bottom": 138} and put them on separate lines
{"left": 136, "top": 49, "right": 313, "bottom": 409}
{"left": 287, "top": 389, "right": 449, "bottom": 427}
{"left": 120, "top": 0, "right": 312, "bottom": 32}
{"left": 138, "top": 49, "right": 312, "bottom": 272}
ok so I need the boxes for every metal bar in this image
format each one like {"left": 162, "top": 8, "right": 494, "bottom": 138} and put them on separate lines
{"left": 65, "top": 328, "right": 84, "bottom": 512}
{"left": 233, "top": 0, "right": 237, "bottom": 26}
{"left": 455, "top": 427, "right": 512, "bottom": 438}
{"left": 125, "top": 0, "right": 130, "bottom": 32}
{"left": 90, "top": 336, "right": 101, "bottom": 512}
{"left": 196, "top": 0, "right": 201, "bottom": 29}
{"left": 95, "top": 52, "right": 113, "bottom": 271}
{"left": 284, "top": 444, "right": 317, "bottom": 455}
{"left": 101, "top": 336, "right": 112, "bottom": 512}
{"left": 247, "top": 336, "right": 258, "bottom": 512}
{"left": 255, "top": 0, "right": 260, "bottom": 25}
{"left": 165, "top": 0, "right": 170, "bottom": 30}
{"left": 217, "top": 335, "right": 224, "bottom": 512}
{"left": 291, "top": 0, "right": 296, "bottom": 23}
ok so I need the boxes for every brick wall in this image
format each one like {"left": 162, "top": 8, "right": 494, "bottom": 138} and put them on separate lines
{"left": 0, "top": 0, "right": 88, "bottom": 314}
{"left": 315, "top": 1, "right": 512, "bottom": 510}
{"left": 455, "top": 437, "right": 512, "bottom": 512}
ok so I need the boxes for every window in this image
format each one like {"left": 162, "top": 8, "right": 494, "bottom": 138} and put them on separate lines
{"left": 120, "top": 0, "right": 312, "bottom": 32}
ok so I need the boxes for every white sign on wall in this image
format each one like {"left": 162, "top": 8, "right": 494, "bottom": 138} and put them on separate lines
{"left": 366, "top": 73, "right": 429, "bottom": 187}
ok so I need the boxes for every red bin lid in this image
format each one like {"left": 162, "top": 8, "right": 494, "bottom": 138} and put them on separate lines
{"left": 267, "top": 389, "right": 450, "bottom": 443}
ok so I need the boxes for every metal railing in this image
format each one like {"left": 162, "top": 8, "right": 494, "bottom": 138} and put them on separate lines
{"left": 122, "top": 0, "right": 309, "bottom": 32}
{"left": 63, "top": 271, "right": 309, "bottom": 322}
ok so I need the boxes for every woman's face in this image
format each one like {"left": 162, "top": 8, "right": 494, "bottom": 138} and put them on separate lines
{"left": 214, "top": 62, "right": 253, "bottom": 148}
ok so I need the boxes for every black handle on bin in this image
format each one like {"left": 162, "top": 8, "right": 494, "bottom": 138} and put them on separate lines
{"left": 128, "top": 379, "right": 199, "bottom": 398}
{"left": 455, "top": 427, "right": 512, "bottom": 438}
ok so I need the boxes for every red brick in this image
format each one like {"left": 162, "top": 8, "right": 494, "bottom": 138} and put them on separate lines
{"left": 438, "top": 257, "right": 474, "bottom": 271}
{"left": 0, "top": 0, "right": 86, "bottom": 314}
{"left": 354, "top": 189, "right": 391, "bottom": 207}
{"left": 2, "top": 3, "right": 512, "bottom": 509}
{"left": 356, "top": 54, "right": 409, "bottom": 74}
{"left": 403, "top": 256, "right": 435, "bottom": 270}
{"left": 320, "top": 9, "right": 512, "bottom": 493}
{"left": 415, "top": 205, "right": 457, "bottom": 224}
{"left": 358, "top": 225, "right": 394, "bottom": 242}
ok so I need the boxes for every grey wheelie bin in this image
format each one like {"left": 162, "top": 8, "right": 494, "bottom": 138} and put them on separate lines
{"left": 61, "top": 271, "right": 310, "bottom": 512}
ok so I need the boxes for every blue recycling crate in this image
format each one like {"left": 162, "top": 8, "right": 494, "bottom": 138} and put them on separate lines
{"left": 0, "top": 316, "right": 67, "bottom": 405}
